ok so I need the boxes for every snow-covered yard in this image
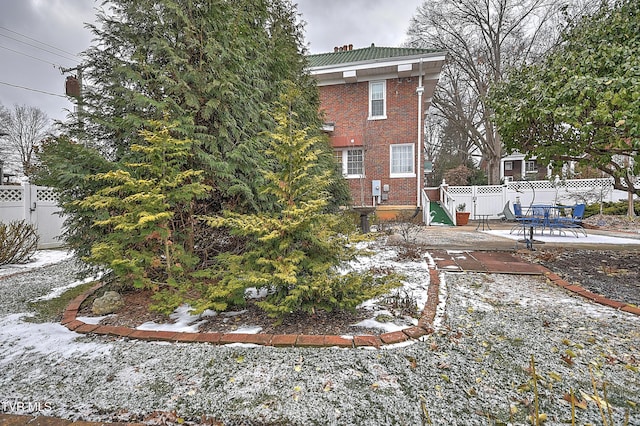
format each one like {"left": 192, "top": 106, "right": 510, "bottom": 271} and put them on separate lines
{"left": 1, "top": 246, "right": 639, "bottom": 425}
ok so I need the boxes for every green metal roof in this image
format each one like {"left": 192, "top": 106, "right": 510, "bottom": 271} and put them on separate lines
{"left": 306, "top": 44, "right": 439, "bottom": 68}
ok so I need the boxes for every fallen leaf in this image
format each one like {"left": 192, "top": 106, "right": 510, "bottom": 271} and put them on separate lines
{"left": 548, "top": 372, "right": 562, "bottom": 382}
{"left": 405, "top": 355, "right": 417, "bottom": 369}
{"left": 527, "top": 413, "right": 547, "bottom": 423}
{"left": 322, "top": 380, "right": 332, "bottom": 392}
{"left": 563, "top": 392, "right": 588, "bottom": 409}
{"left": 580, "top": 390, "right": 611, "bottom": 410}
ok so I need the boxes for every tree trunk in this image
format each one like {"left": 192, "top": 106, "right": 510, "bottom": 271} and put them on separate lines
{"left": 485, "top": 153, "right": 502, "bottom": 185}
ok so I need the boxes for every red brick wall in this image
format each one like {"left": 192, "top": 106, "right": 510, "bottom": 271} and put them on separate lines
{"left": 319, "top": 78, "right": 424, "bottom": 206}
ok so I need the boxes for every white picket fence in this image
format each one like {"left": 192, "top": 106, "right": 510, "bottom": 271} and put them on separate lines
{"left": 0, "top": 184, "right": 65, "bottom": 249}
{"left": 439, "top": 177, "right": 631, "bottom": 220}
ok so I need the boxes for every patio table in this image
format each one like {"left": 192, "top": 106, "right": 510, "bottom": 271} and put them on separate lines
{"left": 530, "top": 204, "right": 586, "bottom": 237}
{"left": 475, "top": 214, "right": 492, "bottom": 231}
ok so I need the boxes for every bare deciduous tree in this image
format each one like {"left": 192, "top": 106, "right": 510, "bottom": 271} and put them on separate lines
{"left": 0, "top": 104, "right": 50, "bottom": 178}
{"left": 407, "top": 0, "right": 601, "bottom": 184}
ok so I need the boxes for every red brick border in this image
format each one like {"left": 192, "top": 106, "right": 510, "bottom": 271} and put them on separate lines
{"left": 62, "top": 272, "right": 441, "bottom": 349}
{"left": 542, "top": 269, "right": 640, "bottom": 315}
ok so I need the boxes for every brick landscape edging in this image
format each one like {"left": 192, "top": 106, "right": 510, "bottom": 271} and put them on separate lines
{"left": 62, "top": 273, "right": 441, "bottom": 348}
{"left": 542, "top": 268, "right": 640, "bottom": 316}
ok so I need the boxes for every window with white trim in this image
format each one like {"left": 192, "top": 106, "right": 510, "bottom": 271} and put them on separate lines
{"left": 369, "top": 81, "right": 386, "bottom": 119}
{"left": 525, "top": 160, "right": 537, "bottom": 173}
{"left": 390, "top": 144, "right": 415, "bottom": 177}
{"left": 334, "top": 148, "right": 364, "bottom": 178}
{"left": 504, "top": 161, "right": 513, "bottom": 171}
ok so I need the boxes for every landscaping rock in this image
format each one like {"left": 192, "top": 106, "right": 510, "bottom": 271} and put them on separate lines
{"left": 91, "top": 291, "right": 124, "bottom": 315}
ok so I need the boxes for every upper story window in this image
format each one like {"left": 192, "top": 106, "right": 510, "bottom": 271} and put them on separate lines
{"left": 390, "top": 143, "right": 415, "bottom": 178}
{"left": 369, "top": 81, "right": 386, "bottom": 120}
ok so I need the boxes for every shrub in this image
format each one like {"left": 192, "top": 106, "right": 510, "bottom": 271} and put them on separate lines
{"left": 200, "top": 87, "right": 401, "bottom": 320}
{"left": 584, "top": 201, "right": 640, "bottom": 217}
{"left": 0, "top": 220, "right": 39, "bottom": 265}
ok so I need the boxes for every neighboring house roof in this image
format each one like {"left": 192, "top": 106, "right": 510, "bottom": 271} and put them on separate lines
{"left": 307, "top": 43, "right": 447, "bottom": 87}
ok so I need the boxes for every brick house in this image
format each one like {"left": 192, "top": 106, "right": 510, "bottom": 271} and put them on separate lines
{"left": 307, "top": 44, "right": 446, "bottom": 216}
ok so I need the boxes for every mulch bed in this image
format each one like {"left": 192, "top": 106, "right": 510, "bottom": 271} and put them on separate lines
{"left": 78, "top": 287, "right": 392, "bottom": 336}
{"left": 523, "top": 248, "right": 640, "bottom": 307}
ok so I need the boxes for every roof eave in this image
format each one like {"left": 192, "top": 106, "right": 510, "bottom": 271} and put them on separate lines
{"left": 308, "top": 52, "right": 447, "bottom": 85}
{"left": 308, "top": 51, "right": 447, "bottom": 74}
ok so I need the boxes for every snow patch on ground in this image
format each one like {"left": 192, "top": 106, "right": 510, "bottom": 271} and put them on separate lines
{"left": 0, "top": 249, "right": 72, "bottom": 277}
{"left": 137, "top": 304, "right": 209, "bottom": 332}
{"left": 0, "top": 313, "right": 111, "bottom": 367}
{"left": 32, "top": 273, "right": 103, "bottom": 302}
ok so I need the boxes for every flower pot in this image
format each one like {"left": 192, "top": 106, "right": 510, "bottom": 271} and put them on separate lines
{"left": 456, "top": 211, "right": 470, "bottom": 226}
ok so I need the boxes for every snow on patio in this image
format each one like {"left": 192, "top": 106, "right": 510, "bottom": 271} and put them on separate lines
{"left": 483, "top": 228, "right": 640, "bottom": 245}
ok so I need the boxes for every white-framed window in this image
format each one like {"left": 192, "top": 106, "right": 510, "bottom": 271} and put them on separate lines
{"left": 390, "top": 143, "right": 415, "bottom": 177}
{"left": 369, "top": 81, "right": 386, "bottom": 119}
{"left": 525, "top": 160, "right": 537, "bottom": 173}
{"left": 335, "top": 148, "right": 364, "bottom": 178}
{"left": 504, "top": 161, "right": 513, "bottom": 171}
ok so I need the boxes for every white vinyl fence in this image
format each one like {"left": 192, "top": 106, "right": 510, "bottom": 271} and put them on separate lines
{"left": 441, "top": 178, "right": 632, "bottom": 220}
{"left": 0, "top": 184, "right": 65, "bottom": 249}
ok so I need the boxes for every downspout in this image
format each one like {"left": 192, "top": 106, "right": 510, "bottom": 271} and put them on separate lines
{"left": 416, "top": 59, "right": 424, "bottom": 207}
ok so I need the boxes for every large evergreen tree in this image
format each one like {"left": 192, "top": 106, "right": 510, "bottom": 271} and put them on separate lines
{"left": 68, "top": 0, "right": 332, "bottom": 211}
{"left": 36, "top": 0, "right": 357, "bottom": 316}
{"left": 38, "top": 0, "right": 348, "bottom": 259}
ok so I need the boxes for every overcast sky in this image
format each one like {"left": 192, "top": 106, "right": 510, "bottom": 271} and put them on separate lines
{"left": 0, "top": 0, "right": 422, "bottom": 123}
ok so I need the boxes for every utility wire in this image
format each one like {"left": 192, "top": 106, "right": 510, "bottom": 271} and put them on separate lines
{"left": 0, "top": 80, "right": 67, "bottom": 98}
{"left": 0, "top": 25, "right": 80, "bottom": 60}
{"left": 0, "top": 31, "right": 79, "bottom": 63}
{"left": 0, "top": 44, "right": 61, "bottom": 68}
